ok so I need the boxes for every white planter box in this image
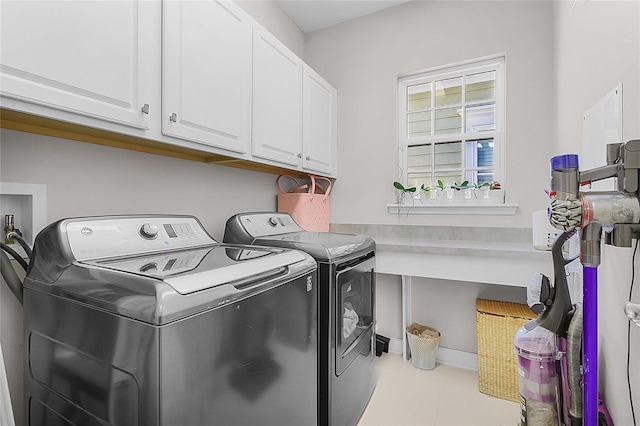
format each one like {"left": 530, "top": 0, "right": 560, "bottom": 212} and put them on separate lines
{"left": 413, "top": 189, "right": 505, "bottom": 205}
{"left": 388, "top": 189, "right": 515, "bottom": 215}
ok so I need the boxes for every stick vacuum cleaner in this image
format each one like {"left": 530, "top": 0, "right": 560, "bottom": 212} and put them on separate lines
{"left": 517, "top": 141, "right": 640, "bottom": 426}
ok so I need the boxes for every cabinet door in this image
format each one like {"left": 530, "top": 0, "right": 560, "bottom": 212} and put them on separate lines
{"left": 0, "top": 1, "right": 152, "bottom": 130}
{"left": 162, "top": 0, "right": 251, "bottom": 153}
{"left": 252, "top": 25, "right": 303, "bottom": 166}
{"left": 303, "top": 67, "right": 337, "bottom": 176}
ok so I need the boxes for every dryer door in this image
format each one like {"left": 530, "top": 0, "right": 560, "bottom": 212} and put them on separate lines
{"left": 335, "top": 254, "right": 375, "bottom": 376}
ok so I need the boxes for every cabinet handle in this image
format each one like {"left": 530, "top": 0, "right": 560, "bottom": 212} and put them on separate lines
{"left": 141, "top": 104, "right": 150, "bottom": 115}
{"left": 297, "top": 153, "right": 302, "bottom": 158}
{"left": 169, "top": 113, "right": 177, "bottom": 122}
{"left": 306, "top": 156, "right": 311, "bottom": 161}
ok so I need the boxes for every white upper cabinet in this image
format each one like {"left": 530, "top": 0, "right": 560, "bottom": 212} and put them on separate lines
{"left": 0, "top": 0, "right": 336, "bottom": 176}
{"left": 0, "top": 1, "right": 153, "bottom": 130}
{"left": 162, "top": 0, "right": 252, "bottom": 153}
{"left": 252, "top": 25, "right": 304, "bottom": 166}
{"left": 252, "top": 25, "right": 337, "bottom": 176}
{"left": 303, "top": 66, "right": 337, "bottom": 176}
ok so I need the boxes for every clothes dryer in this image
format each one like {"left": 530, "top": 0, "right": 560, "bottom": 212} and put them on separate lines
{"left": 224, "top": 212, "right": 376, "bottom": 426}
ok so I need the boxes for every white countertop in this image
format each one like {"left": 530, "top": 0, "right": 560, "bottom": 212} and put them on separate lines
{"left": 373, "top": 236, "right": 548, "bottom": 260}
{"left": 330, "top": 224, "right": 553, "bottom": 287}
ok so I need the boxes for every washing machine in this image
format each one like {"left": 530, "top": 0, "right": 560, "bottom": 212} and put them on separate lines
{"left": 224, "top": 212, "right": 376, "bottom": 426}
{"left": 23, "top": 215, "right": 318, "bottom": 426}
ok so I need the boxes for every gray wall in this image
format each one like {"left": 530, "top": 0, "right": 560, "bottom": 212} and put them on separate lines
{"left": 553, "top": 0, "right": 640, "bottom": 154}
{"left": 236, "top": 0, "right": 306, "bottom": 59}
{"left": 305, "top": 0, "right": 556, "bottom": 228}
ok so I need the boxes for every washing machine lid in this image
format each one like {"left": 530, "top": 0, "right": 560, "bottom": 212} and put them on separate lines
{"left": 85, "top": 245, "right": 307, "bottom": 294}
{"left": 30, "top": 214, "right": 309, "bottom": 294}
{"left": 25, "top": 215, "right": 316, "bottom": 324}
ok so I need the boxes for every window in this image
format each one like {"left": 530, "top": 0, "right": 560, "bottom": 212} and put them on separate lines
{"left": 398, "top": 56, "right": 504, "bottom": 195}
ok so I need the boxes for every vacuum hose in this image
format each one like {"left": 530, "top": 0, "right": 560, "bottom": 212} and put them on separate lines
{"left": 567, "top": 302, "right": 583, "bottom": 423}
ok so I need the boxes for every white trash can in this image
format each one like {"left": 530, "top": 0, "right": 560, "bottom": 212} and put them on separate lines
{"left": 406, "top": 323, "right": 440, "bottom": 370}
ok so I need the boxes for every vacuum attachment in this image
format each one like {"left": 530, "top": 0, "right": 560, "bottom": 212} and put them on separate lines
{"left": 625, "top": 301, "right": 640, "bottom": 328}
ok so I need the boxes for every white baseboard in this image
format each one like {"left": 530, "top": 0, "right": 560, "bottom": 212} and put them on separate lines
{"left": 387, "top": 336, "right": 404, "bottom": 354}
{"left": 435, "top": 347, "right": 478, "bottom": 370}
{"left": 386, "top": 337, "right": 478, "bottom": 371}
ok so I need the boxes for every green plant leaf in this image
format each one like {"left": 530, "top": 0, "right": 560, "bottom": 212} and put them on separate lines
{"left": 452, "top": 180, "right": 471, "bottom": 190}
{"left": 437, "top": 180, "right": 444, "bottom": 189}
{"left": 394, "top": 181, "right": 417, "bottom": 193}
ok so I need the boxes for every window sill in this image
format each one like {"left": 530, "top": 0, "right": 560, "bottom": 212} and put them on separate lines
{"left": 386, "top": 202, "right": 518, "bottom": 215}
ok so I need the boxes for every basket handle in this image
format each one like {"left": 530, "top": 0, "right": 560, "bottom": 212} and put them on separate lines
{"left": 276, "top": 175, "right": 308, "bottom": 194}
{"left": 309, "top": 175, "right": 332, "bottom": 197}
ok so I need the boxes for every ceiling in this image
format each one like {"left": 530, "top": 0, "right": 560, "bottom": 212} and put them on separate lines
{"left": 275, "top": 0, "right": 412, "bottom": 33}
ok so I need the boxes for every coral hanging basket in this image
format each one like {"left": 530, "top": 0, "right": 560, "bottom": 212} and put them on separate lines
{"left": 276, "top": 174, "right": 332, "bottom": 232}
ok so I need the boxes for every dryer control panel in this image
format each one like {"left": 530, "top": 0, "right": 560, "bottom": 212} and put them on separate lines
{"left": 64, "top": 215, "right": 215, "bottom": 261}
{"left": 228, "top": 212, "right": 303, "bottom": 238}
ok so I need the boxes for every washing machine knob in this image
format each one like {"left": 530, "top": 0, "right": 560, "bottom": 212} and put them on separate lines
{"left": 268, "top": 217, "right": 278, "bottom": 227}
{"left": 139, "top": 223, "right": 159, "bottom": 239}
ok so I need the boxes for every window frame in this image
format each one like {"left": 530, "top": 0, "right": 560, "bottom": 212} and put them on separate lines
{"left": 397, "top": 55, "right": 506, "bottom": 199}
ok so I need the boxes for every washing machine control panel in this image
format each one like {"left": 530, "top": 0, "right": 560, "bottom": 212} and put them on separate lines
{"left": 236, "top": 212, "right": 303, "bottom": 237}
{"left": 64, "top": 216, "right": 216, "bottom": 261}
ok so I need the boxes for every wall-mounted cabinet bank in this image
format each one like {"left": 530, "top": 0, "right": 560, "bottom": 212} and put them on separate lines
{"left": 0, "top": 0, "right": 337, "bottom": 178}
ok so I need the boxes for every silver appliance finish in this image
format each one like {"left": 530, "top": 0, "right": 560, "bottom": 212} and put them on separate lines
{"left": 224, "top": 212, "right": 376, "bottom": 426}
{"left": 23, "top": 215, "right": 318, "bottom": 426}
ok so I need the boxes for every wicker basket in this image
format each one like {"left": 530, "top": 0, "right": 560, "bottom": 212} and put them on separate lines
{"left": 475, "top": 299, "right": 536, "bottom": 402}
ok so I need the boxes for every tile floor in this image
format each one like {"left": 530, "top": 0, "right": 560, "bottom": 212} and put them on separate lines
{"left": 357, "top": 353, "right": 520, "bottom": 426}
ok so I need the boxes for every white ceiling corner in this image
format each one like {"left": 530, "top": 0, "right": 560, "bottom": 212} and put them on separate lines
{"left": 275, "top": 0, "right": 412, "bottom": 33}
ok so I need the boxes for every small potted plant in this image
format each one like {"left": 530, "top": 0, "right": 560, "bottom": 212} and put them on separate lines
{"left": 474, "top": 182, "right": 491, "bottom": 198}
{"left": 420, "top": 183, "right": 434, "bottom": 201}
{"left": 452, "top": 180, "right": 473, "bottom": 199}
{"left": 421, "top": 180, "right": 446, "bottom": 201}
{"left": 393, "top": 181, "right": 416, "bottom": 206}
{"left": 438, "top": 180, "right": 455, "bottom": 200}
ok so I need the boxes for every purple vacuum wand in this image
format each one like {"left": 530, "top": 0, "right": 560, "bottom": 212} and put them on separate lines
{"left": 581, "top": 222, "right": 602, "bottom": 426}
